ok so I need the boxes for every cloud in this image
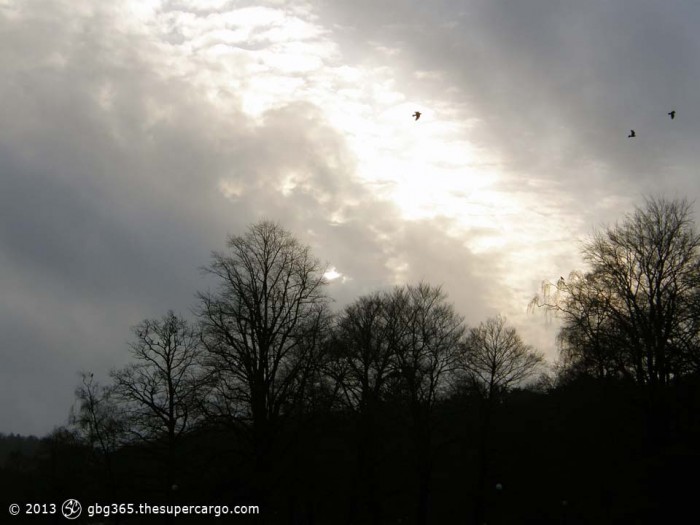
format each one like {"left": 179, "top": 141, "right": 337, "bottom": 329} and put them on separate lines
{"left": 0, "top": 0, "right": 497, "bottom": 435}
{"left": 318, "top": 0, "right": 700, "bottom": 210}
{"left": 4, "top": 0, "right": 700, "bottom": 435}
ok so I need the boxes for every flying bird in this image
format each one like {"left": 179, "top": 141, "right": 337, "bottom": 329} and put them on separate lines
{"left": 628, "top": 130, "right": 636, "bottom": 138}
{"left": 668, "top": 110, "right": 676, "bottom": 119}
{"left": 412, "top": 111, "right": 421, "bottom": 121}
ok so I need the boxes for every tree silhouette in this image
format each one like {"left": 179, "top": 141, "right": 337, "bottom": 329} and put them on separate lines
{"left": 329, "top": 291, "right": 397, "bottom": 524}
{"left": 386, "top": 283, "right": 465, "bottom": 525}
{"left": 70, "top": 372, "right": 125, "bottom": 503}
{"left": 459, "top": 315, "right": 544, "bottom": 524}
{"left": 531, "top": 197, "right": 700, "bottom": 445}
{"left": 197, "top": 220, "right": 330, "bottom": 505}
{"left": 22, "top": 204, "right": 696, "bottom": 525}
{"left": 110, "top": 311, "right": 207, "bottom": 500}
{"left": 461, "top": 315, "right": 544, "bottom": 400}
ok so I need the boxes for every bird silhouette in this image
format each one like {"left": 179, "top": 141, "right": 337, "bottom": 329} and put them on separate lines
{"left": 412, "top": 111, "right": 421, "bottom": 121}
{"left": 628, "top": 130, "right": 636, "bottom": 138}
{"left": 668, "top": 110, "right": 676, "bottom": 119}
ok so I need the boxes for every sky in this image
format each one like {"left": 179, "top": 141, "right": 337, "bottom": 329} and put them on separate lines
{"left": 2, "top": 0, "right": 699, "bottom": 436}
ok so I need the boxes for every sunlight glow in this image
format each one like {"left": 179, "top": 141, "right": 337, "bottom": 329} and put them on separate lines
{"left": 323, "top": 267, "right": 342, "bottom": 281}
{"left": 154, "top": 5, "right": 504, "bottom": 231}
{"left": 121, "top": 1, "right": 582, "bottom": 336}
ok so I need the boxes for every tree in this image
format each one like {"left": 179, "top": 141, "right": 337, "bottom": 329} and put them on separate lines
{"left": 329, "top": 285, "right": 465, "bottom": 525}
{"left": 70, "top": 372, "right": 125, "bottom": 500}
{"left": 531, "top": 197, "right": 700, "bottom": 443}
{"left": 331, "top": 292, "right": 396, "bottom": 414}
{"left": 110, "top": 311, "right": 206, "bottom": 497}
{"left": 461, "top": 315, "right": 544, "bottom": 401}
{"left": 549, "top": 271, "right": 634, "bottom": 383}
{"left": 388, "top": 284, "right": 466, "bottom": 412}
{"left": 329, "top": 291, "right": 397, "bottom": 525}
{"left": 459, "top": 315, "right": 543, "bottom": 524}
{"left": 386, "top": 283, "right": 465, "bottom": 525}
{"left": 197, "top": 220, "right": 330, "bottom": 502}
{"left": 532, "top": 198, "right": 700, "bottom": 384}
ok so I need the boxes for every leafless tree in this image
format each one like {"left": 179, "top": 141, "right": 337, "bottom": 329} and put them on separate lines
{"left": 530, "top": 197, "right": 700, "bottom": 446}
{"left": 531, "top": 198, "right": 700, "bottom": 385}
{"left": 331, "top": 292, "right": 396, "bottom": 413}
{"left": 388, "top": 283, "right": 465, "bottom": 412}
{"left": 461, "top": 315, "right": 544, "bottom": 400}
{"left": 386, "top": 283, "right": 465, "bottom": 525}
{"left": 70, "top": 372, "right": 125, "bottom": 500}
{"left": 110, "top": 311, "right": 207, "bottom": 496}
{"left": 554, "top": 272, "right": 632, "bottom": 382}
{"left": 459, "top": 315, "right": 543, "bottom": 524}
{"left": 197, "top": 220, "right": 330, "bottom": 500}
{"left": 328, "top": 291, "right": 397, "bottom": 525}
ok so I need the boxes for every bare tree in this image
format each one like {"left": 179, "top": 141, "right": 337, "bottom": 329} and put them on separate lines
{"left": 70, "top": 372, "right": 125, "bottom": 501}
{"left": 461, "top": 315, "right": 544, "bottom": 400}
{"left": 197, "top": 220, "right": 330, "bottom": 501}
{"left": 386, "top": 283, "right": 465, "bottom": 525}
{"left": 459, "top": 315, "right": 543, "bottom": 525}
{"left": 110, "top": 311, "right": 206, "bottom": 497}
{"left": 329, "top": 292, "right": 397, "bottom": 525}
{"left": 331, "top": 292, "right": 396, "bottom": 413}
{"left": 555, "top": 272, "right": 632, "bottom": 382}
{"left": 530, "top": 197, "right": 700, "bottom": 447}
{"left": 388, "top": 284, "right": 465, "bottom": 412}
{"left": 531, "top": 198, "right": 700, "bottom": 385}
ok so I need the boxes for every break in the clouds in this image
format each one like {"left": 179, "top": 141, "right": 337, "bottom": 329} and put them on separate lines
{"left": 2, "top": 0, "right": 699, "bottom": 435}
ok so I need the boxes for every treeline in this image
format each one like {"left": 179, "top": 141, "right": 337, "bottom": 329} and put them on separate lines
{"left": 0, "top": 433, "right": 40, "bottom": 465}
{"left": 2, "top": 197, "right": 700, "bottom": 524}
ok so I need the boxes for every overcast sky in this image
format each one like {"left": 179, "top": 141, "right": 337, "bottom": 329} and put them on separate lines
{"left": 2, "top": 0, "right": 699, "bottom": 436}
